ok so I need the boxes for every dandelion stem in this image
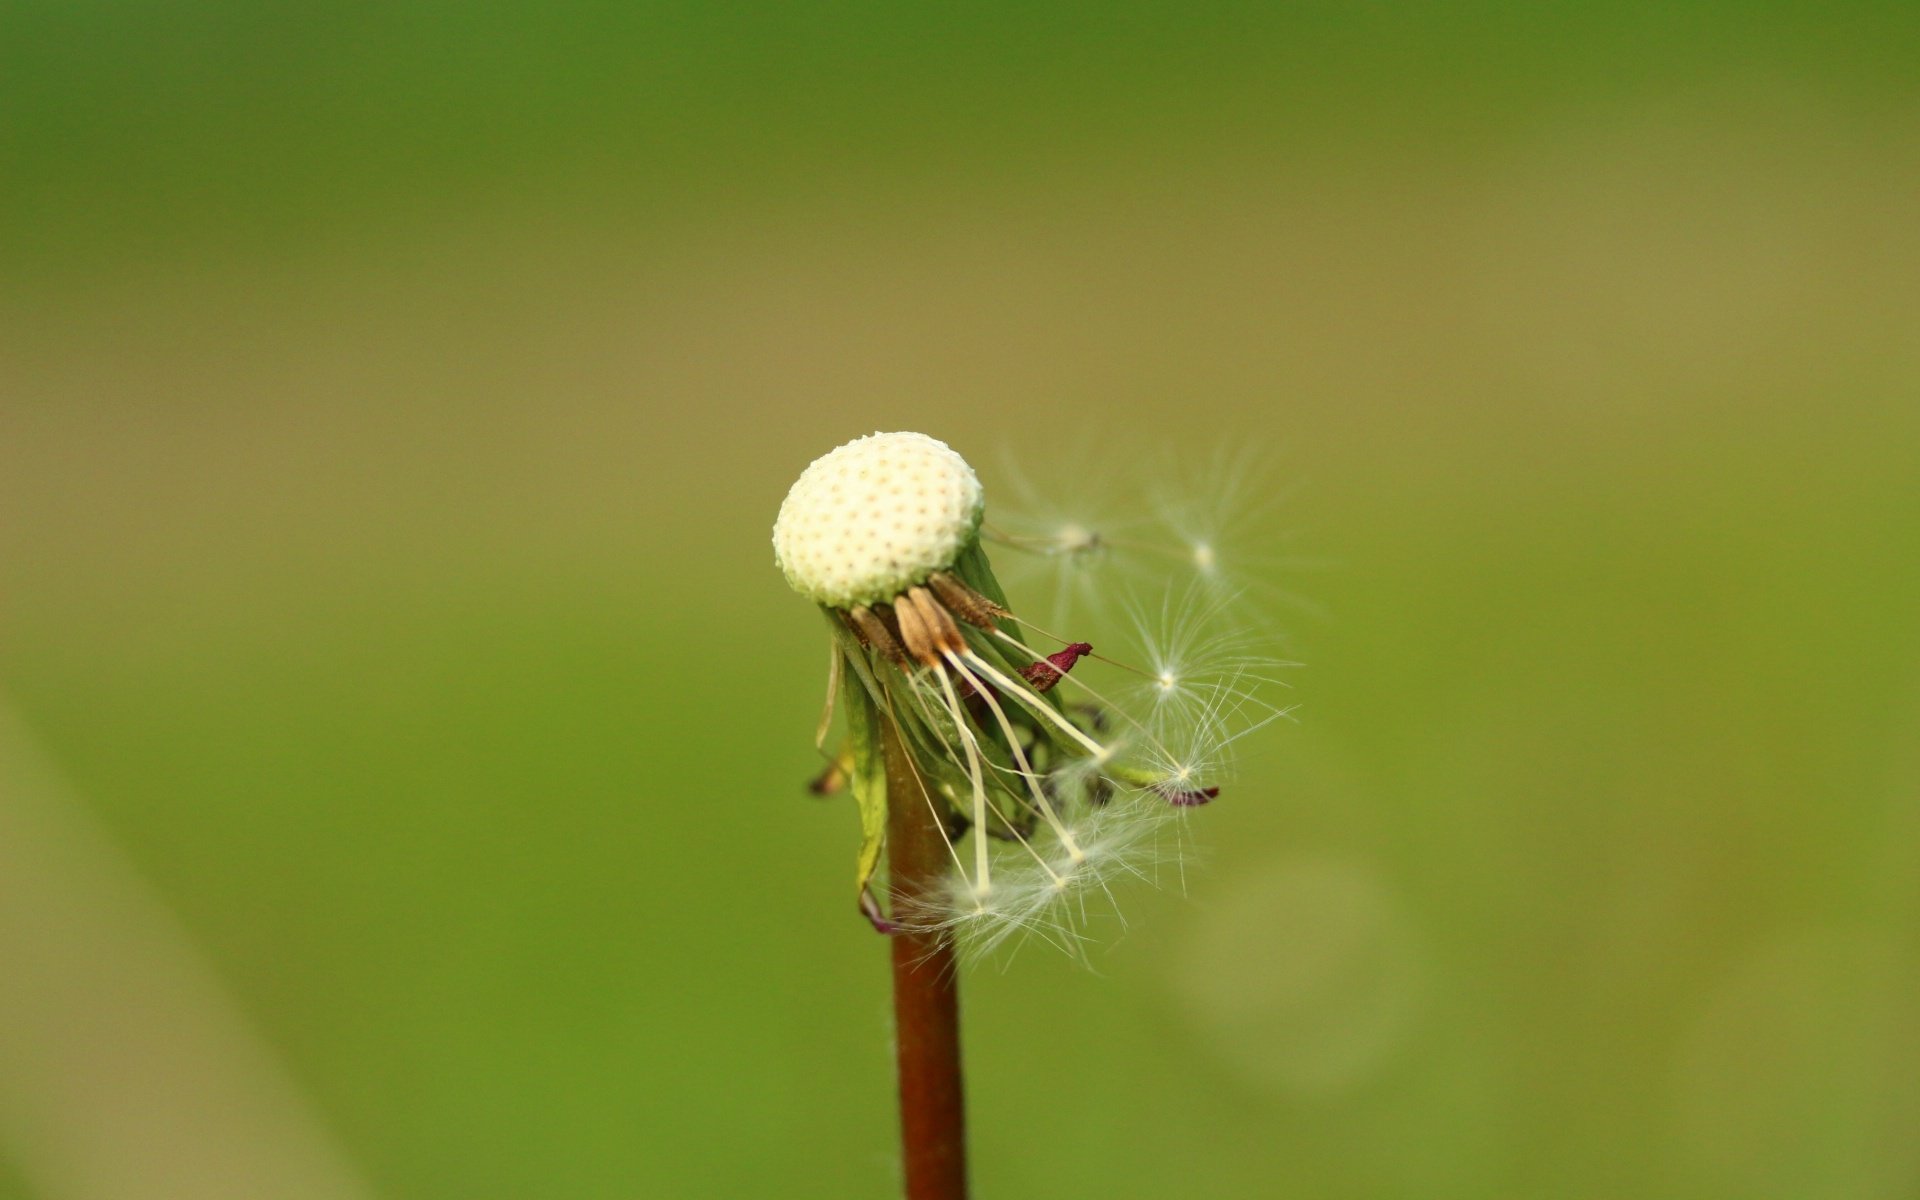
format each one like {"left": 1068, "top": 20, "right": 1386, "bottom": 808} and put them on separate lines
{"left": 882, "top": 712, "right": 970, "bottom": 1200}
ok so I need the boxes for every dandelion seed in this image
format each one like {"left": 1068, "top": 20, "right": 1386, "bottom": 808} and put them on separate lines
{"left": 989, "top": 439, "right": 1303, "bottom": 630}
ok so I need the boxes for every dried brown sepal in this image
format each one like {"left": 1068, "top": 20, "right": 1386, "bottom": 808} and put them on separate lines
{"left": 892, "top": 589, "right": 941, "bottom": 667}
{"left": 807, "top": 756, "right": 848, "bottom": 796}
{"left": 845, "top": 605, "right": 907, "bottom": 668}
{"left": 928, "top": 571, "right": 1008, "bottom": 628}
{"left": 906, "top": 586, "right": 968, "bottom": 657}
{"left": 874, "top": 603, "right": 906, "bottom": 647}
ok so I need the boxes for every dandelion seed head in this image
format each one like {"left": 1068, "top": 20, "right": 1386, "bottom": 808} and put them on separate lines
{"left": 773, "top": 431, "right": 984, "bottom": 608}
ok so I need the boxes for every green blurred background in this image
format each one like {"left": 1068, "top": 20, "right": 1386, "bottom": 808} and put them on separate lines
{"left": 3, "top": 3, "right": 1918, "bottom": 1197}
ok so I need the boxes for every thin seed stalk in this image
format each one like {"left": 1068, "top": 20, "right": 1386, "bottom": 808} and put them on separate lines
{"left": 882, "top": 712, "right": 969, "bottom": 1200}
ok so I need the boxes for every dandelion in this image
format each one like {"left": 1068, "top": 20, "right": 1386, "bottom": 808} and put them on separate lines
{"left": 774, "top": 430, "right": 1283, "bottom": 1200}
{"left": 777, "top": 430, "right": 1273, "bottom": 942}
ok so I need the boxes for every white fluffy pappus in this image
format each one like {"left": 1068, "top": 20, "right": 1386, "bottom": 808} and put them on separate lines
{"left": 882, "top": 594, "right": 1290, "bottom": 959}
{"left": 891, "top": 783, "right": 1181, "bottom": 963}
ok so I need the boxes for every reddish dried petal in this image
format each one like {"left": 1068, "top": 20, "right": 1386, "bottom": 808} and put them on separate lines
{"left": 1020, "top": 642, "right": 1093, "bottom": 692}
{"left": 1154, "top": 782, "right": 1220, "bottom": 807}
{"left": 859, "top": 889, "right": 898, "bottom": 934}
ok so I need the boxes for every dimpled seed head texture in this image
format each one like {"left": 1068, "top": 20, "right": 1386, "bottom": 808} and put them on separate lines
{"left": 773, "top": 432, "right": 986, "bottom": 609}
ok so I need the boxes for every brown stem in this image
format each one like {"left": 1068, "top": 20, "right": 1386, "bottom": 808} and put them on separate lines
{"left": 882, "top": 715, "right": 970, "bottom": 1200}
